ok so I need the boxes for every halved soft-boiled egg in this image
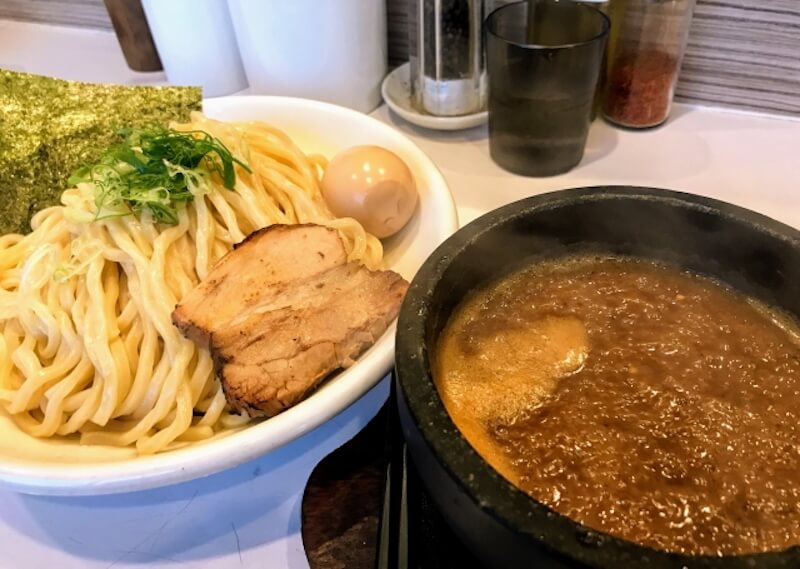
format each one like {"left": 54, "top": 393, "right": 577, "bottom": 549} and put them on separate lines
{"left": 321, "top": 145, "right": 418, "bottom": 238}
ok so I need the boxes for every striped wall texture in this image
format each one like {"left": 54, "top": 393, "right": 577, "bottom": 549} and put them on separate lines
{"left": 2, "top": 0, "right": 799, "bottom": 117}
{"left": 675, "top": 0, "right": 800, "bottom": 116}
{"left": 0, "top": 0, "right": 113, "bottom": 30}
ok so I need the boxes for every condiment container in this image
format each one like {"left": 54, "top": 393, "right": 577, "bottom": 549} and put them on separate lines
{"left": 228, "top": 0, "right": 387, "bottom": 113}
{"left": 602, "top": 0, "right": 695, "bottom": 128}
{"left": 408, "top": 0, "right": 486, "bottom": 116}
{"left": 140, "top": 0, "right": 248, "bottom": 97}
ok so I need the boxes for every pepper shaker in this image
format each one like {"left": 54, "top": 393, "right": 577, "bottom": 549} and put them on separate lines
{"left": 408, "top": 0, "right": 487, "bottom": 116}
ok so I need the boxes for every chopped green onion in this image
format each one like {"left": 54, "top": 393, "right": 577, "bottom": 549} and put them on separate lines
{"left": 68, "top": 126, "right": 251, "bottom": 225}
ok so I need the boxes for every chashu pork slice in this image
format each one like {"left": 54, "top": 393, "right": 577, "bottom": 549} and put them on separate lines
{"left": 210, "top": 262, "right": 408, "bottom": 417}
{"left": 172, "top": 224, "right": 347, "bottom": 345}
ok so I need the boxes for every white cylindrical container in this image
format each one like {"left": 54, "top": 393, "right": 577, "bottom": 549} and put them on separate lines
{"left": 141, "top": 0, "right": 248, "bottom": 97}
{"left": 227, "top": 0, "right": 387, "bottom": 113}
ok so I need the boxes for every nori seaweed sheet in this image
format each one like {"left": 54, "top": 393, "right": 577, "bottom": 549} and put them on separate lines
{"left": 0, "top": 69, "right": 202, "bottom": 234}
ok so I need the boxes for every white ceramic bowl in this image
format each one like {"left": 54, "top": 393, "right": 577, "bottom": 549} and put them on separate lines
{"left": 0, "top": 96, "right": 458, "bottom": 495}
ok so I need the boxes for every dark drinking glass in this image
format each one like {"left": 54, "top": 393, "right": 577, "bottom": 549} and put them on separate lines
{"left": 486, "top": 0, "right": 609, "bottom": 177}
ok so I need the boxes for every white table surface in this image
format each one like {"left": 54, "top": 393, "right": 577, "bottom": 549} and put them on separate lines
{"left": 1, "top": 19, "right": 799, "bottom": 569}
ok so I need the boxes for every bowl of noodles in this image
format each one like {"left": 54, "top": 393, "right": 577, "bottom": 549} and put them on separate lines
{"left": 0, "top": 95, "right": 458, "bottom": 495}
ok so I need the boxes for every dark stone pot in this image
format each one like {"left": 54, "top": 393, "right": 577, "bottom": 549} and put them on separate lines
{"left": 394, "top": 187, "right": 800, "bottom": 569}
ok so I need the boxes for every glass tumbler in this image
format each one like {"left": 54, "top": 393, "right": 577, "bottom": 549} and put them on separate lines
{"left": 486, "top": 0, "right": 610, "bottom": 177}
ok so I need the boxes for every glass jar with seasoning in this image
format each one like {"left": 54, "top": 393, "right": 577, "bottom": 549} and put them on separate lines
{"left": 602, "top": 0, "right": 695, "bottom": 128}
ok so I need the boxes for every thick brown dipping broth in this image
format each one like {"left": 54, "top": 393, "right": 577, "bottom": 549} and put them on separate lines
{"left": 434, "top": 256, "right": 800, "bottom": 556}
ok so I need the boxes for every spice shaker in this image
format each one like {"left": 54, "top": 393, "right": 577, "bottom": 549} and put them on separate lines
{"left": 602, "top": 0, "right": 695, "bottom": 128}
{"left": 408, "top": 0, "right": 486, "bottom": 116}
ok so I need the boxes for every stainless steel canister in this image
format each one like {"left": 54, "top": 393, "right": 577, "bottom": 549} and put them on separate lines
{"left": 408, "top": 0, "right": 487, "bottom": 116}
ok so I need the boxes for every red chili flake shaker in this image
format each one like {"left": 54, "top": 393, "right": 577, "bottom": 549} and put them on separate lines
{"left": 602, "top": 0, "right": 696, "bottom": 128}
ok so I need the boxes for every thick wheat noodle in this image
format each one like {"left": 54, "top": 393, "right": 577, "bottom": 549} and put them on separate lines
{"left": 0, "top": 113, "right": 383, "bottom": 454}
